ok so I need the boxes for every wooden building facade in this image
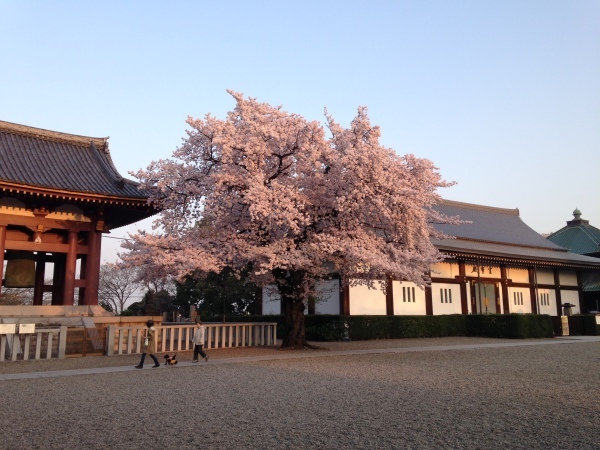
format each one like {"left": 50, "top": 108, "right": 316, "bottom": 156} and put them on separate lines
{"left": 262, "top": 200, "right": 600, "bottom": 317}
{"left": 0, "top": 121, "right": 156, "bottom": 306}
{"left": 546, "top": 208, "right": 600, "bottom": 312}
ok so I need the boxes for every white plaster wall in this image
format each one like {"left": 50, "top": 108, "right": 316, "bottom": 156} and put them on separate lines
{"left": 536, "top": 269, "right": 555, "bottom": 285}
{"left": 507, "top": 268, "right": 529, "bottom": 283}
{"left": 431, "top": 283, "right": 462, "bottom": 315}
{"left": 559, "top": 271, "right": 578, "bottom": 286}
{"left": 392, "top": 281, "right": 426, "bottom": 315}
{"left": 560, "top": 290, "right": 580, "bottom": 314}
{"left": 507, "top": 287, "right": 532, "bottom": 313}
{"left": 262, "top": 286, "right": 281, "bottom": 315}
{"left": 349, "top": 281, "right": 387, "bottom": 315}
{"left": 314, "top": 279, "right": 340, "bottom": 315}
{"left": 430, "top": 262, "right": 458, "bottom": 278}
{"left": 536, "top": 288, "right": 557, "bottom": 316}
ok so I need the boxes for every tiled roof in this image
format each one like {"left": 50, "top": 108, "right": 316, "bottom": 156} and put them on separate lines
{"left": 431, "top": 200, "right": 600, "bottom": 269}
{"left": 583, "top": 272, "right": 600, "bottom": 293}
{"left": 432, "top": 200, "right": 563, "bottom": 250}
{"left": 0, "top": 120, "right": 149, "bottom": 200}
{"left": 547, "top": 216, "right": 600, "bottom": 256}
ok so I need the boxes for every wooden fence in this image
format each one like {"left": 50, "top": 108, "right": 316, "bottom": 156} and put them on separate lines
{"left": 106, "top": 322, "right": 277, "bottom": 356}
{"left": 1, "top": 322, "right": 276, "bottom": 362}
{"left": 0, "top": 326, "right": 67, "bottom": 362}
{"left": 65, "top": 327, "right": 107, "bottom": 357}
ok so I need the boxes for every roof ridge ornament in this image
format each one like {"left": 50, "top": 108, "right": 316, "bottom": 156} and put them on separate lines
{"left": 0, "top": 119, "right": 108, "bottom": 150}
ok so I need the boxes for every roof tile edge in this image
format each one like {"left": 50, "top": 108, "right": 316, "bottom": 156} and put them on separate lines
{"left": 0, "top": 120, "right": 108, "bottom": 152}
{"left": 440, "top": 199, "right": 520, "bottom": 216}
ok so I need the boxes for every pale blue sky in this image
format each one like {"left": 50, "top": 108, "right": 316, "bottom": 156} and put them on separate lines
{"left": 1, "top": 1, "right": 598, "bottom": 263}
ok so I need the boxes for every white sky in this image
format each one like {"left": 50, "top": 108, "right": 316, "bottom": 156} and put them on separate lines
{"left": 1, "top": 1, "right": 598, "bottom": 264}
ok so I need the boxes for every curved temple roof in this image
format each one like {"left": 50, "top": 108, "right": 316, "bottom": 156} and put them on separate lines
{"left": 431, "top": 200, "right": 600, "bottom": 269}
{"left": 547, "top": 209, "right": 600, "bottom": 256}
{"left": 0, "top": 120, "right": 148, "bottom": 200}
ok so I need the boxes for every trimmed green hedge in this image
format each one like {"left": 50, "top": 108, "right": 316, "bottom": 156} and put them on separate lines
{"left": 217, "top": 313, "right": 584, "bottom": 341}
{"left": 579, "top": 314, "right": 599, "bottom": 336}
{"left": 307, "top": 314, "right": 554, "bottom": 341}
{"left": 465, "top": 314, "right": 553, "bottom": 339}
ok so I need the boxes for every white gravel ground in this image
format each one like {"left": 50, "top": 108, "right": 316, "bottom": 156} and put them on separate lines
{"left": 1, "top": 337, "right": 599, "bottom": 449}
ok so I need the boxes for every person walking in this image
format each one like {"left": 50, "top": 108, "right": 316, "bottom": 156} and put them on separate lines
{"left": 135, "top": 320, "right": 160, "bottom": 369}
{"left": 192, "top": 319, "right": 209, "bottom": 363}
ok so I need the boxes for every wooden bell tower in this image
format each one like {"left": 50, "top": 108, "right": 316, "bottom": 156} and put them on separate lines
{"left": 0, "top": 120, "right": 157, "bottom": 306}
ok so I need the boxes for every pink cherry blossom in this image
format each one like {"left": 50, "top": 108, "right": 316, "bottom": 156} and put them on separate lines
{"left": 122, "top": 91, "right": 457, "bottom": 347}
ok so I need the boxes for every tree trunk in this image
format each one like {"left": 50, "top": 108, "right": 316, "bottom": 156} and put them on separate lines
{"left": 282, "top": 297, "right": 306, "bottom": 348}
{"left": 274, "top": 268, "right": 309, "bottom": 349}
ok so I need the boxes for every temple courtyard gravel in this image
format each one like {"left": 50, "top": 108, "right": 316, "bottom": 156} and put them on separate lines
{"left": 1, "top": 336, "right": 599, "bottom": 449}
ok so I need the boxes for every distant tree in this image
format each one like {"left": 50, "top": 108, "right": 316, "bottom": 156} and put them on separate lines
{"left": 99, "top": 301, "right": 114, "bottom": 313}
{"left": 0, "top": 282, "right": 52, "bottom": 305}
{"left": 176, "top": 267, "right": 260, "bottom": 319}
{"left": 98, "top": 263, "right": 141, "bottom": 314}
{"left": 122, "top": 91, "right": 456, "bottom": 348}
{"left": 123, "top": 289, "right": 175, "bottom": 316}
{"left": 0, "top": 289, "right": 28, "bottom": 305}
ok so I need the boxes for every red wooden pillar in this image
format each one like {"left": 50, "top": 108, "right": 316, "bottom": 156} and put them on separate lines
{"left": 78, "top": 255, "right": 87, "bottom": 302}
{"left": 458, "top": 261, "right": 469, "bottom": 314}
{"left": 425, "top": 286, "right": 433, "bottom": 315}
{"left": 501, "top": 266, "right": 510, "bottom": 314}
{"left": 33, "top": 252, "right": 46, "bottom": 305}
{"left": 341, "top": 284, "right": 350, "bottom": 315}
{"left": 554, "top": 269, "right": 563, "bottom": 316}
{"left": 82, "top": 228, "right": 102, "bottom": 305}
{"left": 385, "top": 276, "right": 394, "bottom": 316}
{"left": 52, "top": 255, "right": 65, "bottom": 305}
{"left": 528, "top": 267, "right": 538, "bottom": 314}
{"left": 62, "top": 231, "right": 78, "bottom": 305}
{"left": 576, "top": 271, "right": 584, "bottom": 313}
{"left": 0, "top": 225, "right": 5, "bottom": 292}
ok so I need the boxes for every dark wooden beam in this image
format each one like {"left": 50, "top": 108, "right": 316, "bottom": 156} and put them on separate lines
{"left": 0, "top": 213, "right": 92, "bottom": 232}
{"left": 4, "top": 239, "right": 88, "bottom": 254}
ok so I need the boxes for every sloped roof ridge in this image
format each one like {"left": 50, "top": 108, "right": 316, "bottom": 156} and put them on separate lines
{"left": 579, "top": 224, "right": 600, "bottom": 246}
{"left": 88, "top": 140, "right": 138, "bottom": 188}
{"left": 548, "top": 221, "right": 600, "bottom": 242}
{"left": 452, "top": 236, "right": 569, "bottom": 252}
{"left": 440, "top": 199, "right": 519, "bottom": 216}
{"left": 0, "top": 120, "right": 108, "bottom": 151}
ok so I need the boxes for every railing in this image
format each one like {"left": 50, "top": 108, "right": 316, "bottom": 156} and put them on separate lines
{"left": 0, "top": 326, "right": 67, "bottom": 362}
{"left": 106, "top": 322, "right": 277, "bottom": 356}
{"left": 65, "top": 327, "right": 107, "bottom": 357}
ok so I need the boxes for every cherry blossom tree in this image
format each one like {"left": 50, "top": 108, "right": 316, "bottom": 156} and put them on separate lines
{"left": 122, "top": 91, "right": 455, "bottom": 348}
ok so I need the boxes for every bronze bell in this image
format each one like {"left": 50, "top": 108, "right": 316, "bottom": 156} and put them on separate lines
{"left": 4, "top": 251, "right": 36, "bottom": 288}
